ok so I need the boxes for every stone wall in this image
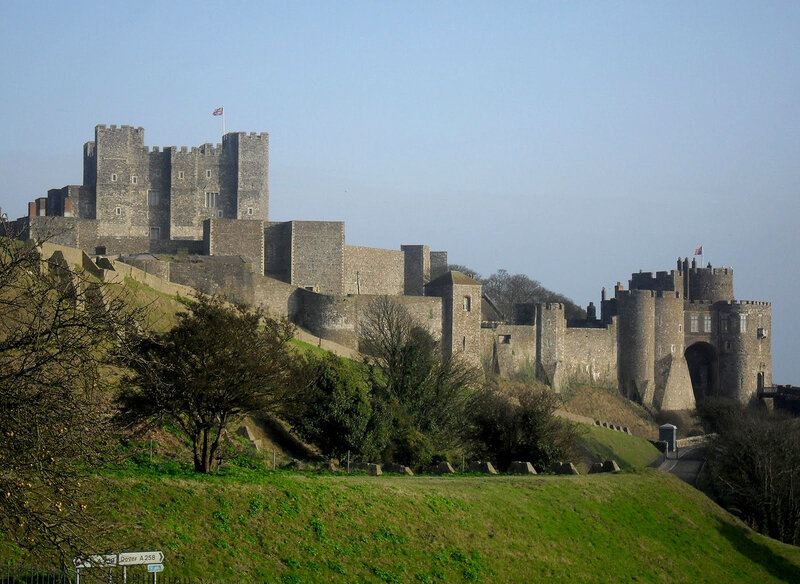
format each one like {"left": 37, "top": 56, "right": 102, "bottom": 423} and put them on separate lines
{"left": 264, "top": 221, "right": 292, "bottom": 282}
{"left": 343, "top": 245, "right": 404, "bottom": 295}
{"left": 481, "top": 324, "right": 538, "bottom": 377}
{"left": 401, "top": 244, "right": 429, "bottom": 296}
{"left": 290, "top": 221, "right": 345, "bottom": 295}
{"left": 204, "top": 218, "right": 265, "bottom": 270}
{"left": 562, "top": 323, "right": 617, "bottom": 387}
{"left": 166, "top": 256, "right": 256, "bottom": 306}
{"left": 299, "top": 292, "right": 443, "bottom": 352}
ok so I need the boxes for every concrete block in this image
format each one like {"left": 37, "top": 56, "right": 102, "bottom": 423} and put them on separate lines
{"left": 468, "top": 461, "right": 498, "bottom": 474}
{"left": 384, "top": 463, "right": 414, "bottom": 475}
{"left": 432, "top": 461, "right": 455, "bottom": 474}
{"left": 508, "top": 461, "right": 537, "bottom": 474}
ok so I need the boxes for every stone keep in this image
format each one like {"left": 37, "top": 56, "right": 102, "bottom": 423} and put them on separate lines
{"left": 78, "top": 125, "right": 268, "bottom": 245}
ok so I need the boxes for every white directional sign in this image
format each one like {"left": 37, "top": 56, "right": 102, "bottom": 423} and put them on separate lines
{"left": 118, "top": 551, "right": 165, "bottom": 566}
{"left": 147, "top": 564, "right": 164, "bottom": 573}
{"left": 73, "top": 554, "right": 117, "bottom": 568}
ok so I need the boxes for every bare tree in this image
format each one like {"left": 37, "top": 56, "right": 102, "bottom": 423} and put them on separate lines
{"left": 359, "top": 296, "right": 481, "bottom": 452}
{"left": 483, "top": 269, "right": 586, "bottom": 320}
{"left": 119, "top": 295, "right": 301, "bottom": 473}
{"left": 0, "top": 235, "right": 137, "bottom": 560}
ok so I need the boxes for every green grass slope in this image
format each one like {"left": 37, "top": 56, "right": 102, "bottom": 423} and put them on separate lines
{"left": 4, "top": 469, "right": 799, "bottom": 584}
{"left": 575, "top": 423, "right": 662, "bottom": 470}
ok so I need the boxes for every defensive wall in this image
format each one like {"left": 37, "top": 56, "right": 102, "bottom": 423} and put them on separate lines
{"left": 10, "top": 124, "right": 775, "bottom": 412}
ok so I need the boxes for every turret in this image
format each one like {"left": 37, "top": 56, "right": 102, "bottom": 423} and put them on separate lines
{"left": 616, "top": 290, "right": 655, "bottom": 405}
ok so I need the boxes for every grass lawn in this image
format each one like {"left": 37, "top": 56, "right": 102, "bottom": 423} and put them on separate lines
{"left": 575, "top": 423, "right": 662, "bottom": 470}
{"left": 3, "top": 468, "right": 799, "bottom": 584}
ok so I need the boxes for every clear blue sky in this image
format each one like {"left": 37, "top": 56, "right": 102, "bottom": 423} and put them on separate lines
{"left": 1, "top": 1, "right": 798, "bottom": 382}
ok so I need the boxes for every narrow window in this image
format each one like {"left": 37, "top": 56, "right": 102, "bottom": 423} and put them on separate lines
{"left": 678, "top": 324, "right": 682, "bottom": 332}
{"left": 206, "top": 169, "right": 212, "bottom": 178}
{"left": 149, "top": 227, "right": 160, "bottom": 240}
{"left": 147, "top": 191, "right": 159, "bottom": 206}
{"left": 178, "top": 170, "right": 185, "bottom": 180}
{"left": 690, "top": 315, "right": 698, "bottom": 333}
{"left": 131, "top": 175, "right": 137, "bottom": 184}
{"left": 115, "top": 206, "right": 122, "bottom": 216}
{"left": 217, "top": 209, "right": 223, "bottom": 218}
{"left": 758, "top": 314, "right": 763, "bottom": 328}
{"left": 721, "top": 317, "right": 729, "bottom": 333}
{"left": 462, "top": 336, "right": 467, "bottom": 351}
{"left": 739, "top": 314, "right": 747, "bottom": 333}
{"left": 704, "top": 315, "right": 712, "bottom": 332}
{"left": 205, "top": 192, "right": 218, "bottom": 208}
{"left": 111, "top": 173, "right": 118, "bottom": 182}
{"left": 463, "top": 296, "right": 472, "bottom": 311}
{"left": 671, "top": 344, "right": 675, "bottom": 354}
{"left": 499, "top": 334, "right": 511, "bottom": 344}
{"left": 247, "top": 207, "right": 254, "bottom": 216}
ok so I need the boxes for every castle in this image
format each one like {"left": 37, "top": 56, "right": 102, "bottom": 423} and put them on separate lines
{"left": 11, "top": 124, "right": 772, "bottom": 411}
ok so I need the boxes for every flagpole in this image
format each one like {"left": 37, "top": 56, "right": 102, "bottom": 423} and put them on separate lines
{"left": 222, "top": 106, "right": 226, "bottom": 135}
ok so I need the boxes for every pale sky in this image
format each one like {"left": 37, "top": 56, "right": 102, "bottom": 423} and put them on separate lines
{"left": 1, "top": 1, "right": 798, "bottom": 382}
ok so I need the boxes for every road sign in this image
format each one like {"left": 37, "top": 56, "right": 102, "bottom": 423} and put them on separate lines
{"left": 147, "top": 564, "right": 164, "bottom": 573}
{"left": 73, "top": 554, "right": 117, "bottom": 568}
{"left": 118, "top": 551, "right": 165, "bottom": 566}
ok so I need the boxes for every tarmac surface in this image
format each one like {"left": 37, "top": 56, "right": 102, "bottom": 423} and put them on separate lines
{"left": 658, "top": 443, "right": 706, "bottom": 486}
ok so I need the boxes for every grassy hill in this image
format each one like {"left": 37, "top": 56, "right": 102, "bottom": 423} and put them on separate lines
{"left": 3, "top": 467, "right": 799, "bottom": 583}
{"left": 574, "top": 423, "right": 661, "bottom": 470}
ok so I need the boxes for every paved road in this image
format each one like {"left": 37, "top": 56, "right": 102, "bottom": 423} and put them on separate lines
{"left": 658, "top": 444, "right": 705, "bottom": 486}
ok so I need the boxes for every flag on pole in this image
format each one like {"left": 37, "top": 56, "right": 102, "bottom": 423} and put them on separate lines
{"left": 213, "top": 107, "right": 224, "bottom": 116}
{"left": 694, "top": 245, "right": 703, "bottom": 256}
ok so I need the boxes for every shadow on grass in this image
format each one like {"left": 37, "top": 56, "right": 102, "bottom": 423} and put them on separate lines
{"left": 716, "top": 519, "right": 800, "bottom": 583}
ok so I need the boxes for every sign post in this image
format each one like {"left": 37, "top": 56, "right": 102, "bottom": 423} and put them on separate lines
{"left": 73, "top": 551, "right": 165, "bottom": 583}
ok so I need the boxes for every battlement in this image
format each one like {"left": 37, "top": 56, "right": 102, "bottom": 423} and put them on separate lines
{"left": 629, "top": 269, "right": 680, "bottom": 293}
{"left": 542, "top": 302, "right": 564, "bottom": 310}
{"left": 690, "top": 266, "right": 732, "bottom": 275}
{"left": 655, "top": 291, "right": 680, "bottom": 299}
{"left": 223, "top": 131, "right": 269, "bottom": 142}
{"left": 96, "top": 124, "right": 145, "bottom": 133}
{"left": 724, "top": 300, "right": 771, "bottom": 307}
{"left": 617, "top": 289, "right": 656, "bottom": 299}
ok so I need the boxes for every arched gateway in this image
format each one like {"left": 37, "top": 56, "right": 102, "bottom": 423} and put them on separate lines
{"left": 684, "top": 342, "right": 718, "bottom": 402}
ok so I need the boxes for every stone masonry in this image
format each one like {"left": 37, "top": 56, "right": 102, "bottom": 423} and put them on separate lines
{"left": 13, "top": 124, "right": 773, "bottom": 412}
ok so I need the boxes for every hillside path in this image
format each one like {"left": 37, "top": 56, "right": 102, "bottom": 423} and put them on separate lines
{"left": 658, "top": 440, "right": 707, "bottom": 486}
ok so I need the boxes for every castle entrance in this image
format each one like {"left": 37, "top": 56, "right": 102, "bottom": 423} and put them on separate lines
{"left": 684, "top": 342, "right": 718, "bottom": 402}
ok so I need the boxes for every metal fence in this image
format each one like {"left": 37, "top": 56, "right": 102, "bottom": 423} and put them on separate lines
{"left": 0, "top": 566, "right": 244, "bottom": 584}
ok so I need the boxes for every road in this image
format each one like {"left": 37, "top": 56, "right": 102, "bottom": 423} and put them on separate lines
{"left": 658, "top": 443, "right": 705, "bottom": 486}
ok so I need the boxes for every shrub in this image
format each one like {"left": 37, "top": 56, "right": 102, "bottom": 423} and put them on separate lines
{"left": 469, "top": 380, "right": 578, "bottom": 470}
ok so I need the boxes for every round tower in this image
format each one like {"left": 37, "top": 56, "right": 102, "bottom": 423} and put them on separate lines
{"left": 717, "top": 301, "right": 772, "bottom": 403}
{"left": 688, "top": 265, "right": 734, "bottom": 302}
{"left": 654, "top": 292, "right": 695, "bottom": 410}
{"left": 616, "top": 290, "right": 655, "bottom": 406}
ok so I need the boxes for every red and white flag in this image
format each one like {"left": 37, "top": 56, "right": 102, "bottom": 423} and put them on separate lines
{"left": 694, "top": 245, "right": 703, "bottom": 256}
{"left": 213, "top": 107, "right": 224, "bottom": 116}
